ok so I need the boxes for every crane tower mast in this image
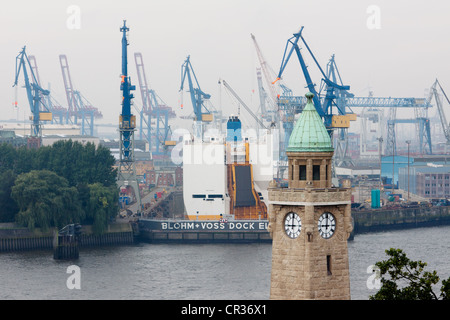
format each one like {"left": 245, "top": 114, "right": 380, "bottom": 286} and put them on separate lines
{"left": 13, "top": 46, "right": 51, "bottom": 138}
{"left": 117, "top": 20, "right": 141, "bottom": 214}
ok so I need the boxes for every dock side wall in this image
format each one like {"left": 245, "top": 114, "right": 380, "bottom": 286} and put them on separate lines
{"left": 0, "top": 223, "right": 134, "bottom": 252}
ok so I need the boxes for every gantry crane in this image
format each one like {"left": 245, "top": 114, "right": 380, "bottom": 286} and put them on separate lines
{"left": 255, "top": 68, "right": 275, "bottom": 122}
{"left": 179, "top": 55, "right": 214, "bottom": 138}
{"left": 382, "top": 94, "right": 432, "bottom": 156}
{"left": 134, "top": 52, "right": 176, "bottom": 158}
{"left": 274, "top": 27, "right": 356, "bottom": 167}
{"left": 428, "top": 79, "right": 450, "bottom": 151}
{"left": 13, "top": 46, "right": 51, "bottom": 138}
{"left": 117, "top": 20, "right": 141, "bottom": 214}
{"left": 60, "top": 54, "right": 103, "bottom": 135}
{"left": 28, "top": 55, "right": 68, "bottom": 125}
{"left": 323, "top": 54, "right": 355, "bottom": 166}
{"left": 273, "top": 28, "right": 432, "bottom": 162}
{"left": 275, "top": 27, "right": 351, "bottom": 135}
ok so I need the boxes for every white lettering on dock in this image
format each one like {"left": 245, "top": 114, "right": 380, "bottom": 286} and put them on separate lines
{"left": 161, "top": 222, "right": 195, "bottom": 230}
{"left": 159, "top": 221, "right": 268, "bottom": 231}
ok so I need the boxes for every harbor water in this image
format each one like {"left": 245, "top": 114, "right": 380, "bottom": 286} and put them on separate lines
{"left": 0, "top": 225, "right": 449, "bottom": 300}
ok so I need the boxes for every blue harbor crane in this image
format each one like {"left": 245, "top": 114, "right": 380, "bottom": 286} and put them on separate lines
{"left": 179, "top": 55, "right": 213, "bottom": 138}
{"left": 28, "top": 55, "right": 68, "bottom": 125}
{"left": 13, "top": 46, "right": 51, "bottom": 138}
{"left": 279, "top": 85, "right": 432, "bottom": 157}
{"left": 120, "top": 21, "right": 135, "bottom": 160}
{"left": 275, "top": 27, "right": 351, "bottom": 137}
{"left": 116, "top": 20, "right": 141, "bottom": 214}
{"left": 273, "top": 27, "right": 433, "bottom": 163}
{"left": 274, "top": 27, "right": 356, "bottom": 166}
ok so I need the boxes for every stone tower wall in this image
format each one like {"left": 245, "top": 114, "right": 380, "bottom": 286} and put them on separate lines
{"left": 269, "top": 187, "right": 352, "bottom": 300}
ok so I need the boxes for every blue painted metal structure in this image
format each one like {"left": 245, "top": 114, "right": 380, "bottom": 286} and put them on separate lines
{"left": 276, "top": 27, "right": 350, "bottom": 137}
{"left": 387, "top": 118, "right": 432, "bottom": 155}
{"left": 28, "top": 55, "right": 68, "bottom": 125}
{"left": 117, "top": 20, "right": 141, "bottom": 213}
{"left": 13, "top": 46, "right": 50, "bottom": 137}
{"left": 274, "top": 27, "right": 433, "bottom": 159}
{"left": 278, "top": 95, "right": 431, "bottom": 110}
{"left": 279, "top": 92, "right": 432, "bottom": 156}
{"left": 147, "top": 90, "right": 174, "bottom": 156}
{"left": 180, "top": 55, "right": 212, "bottom": 135}
{"left": 275, "top": 27, "right": 354, "bottom": 165}
{"left": 276, "top": 28, "right": 431, "bottom": 112}
{"left": 134, "top": 52, "right": 175, "bottom": 157}
{"left": 120, "top": 21, "right": 136, "bottom": 159}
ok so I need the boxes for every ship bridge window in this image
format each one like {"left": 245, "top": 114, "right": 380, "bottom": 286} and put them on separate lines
{"left": 192, "top": 194, "right": 206, "bottom": 199}
{"left": 208, "top": 194, "right": 224, "bottom": 199}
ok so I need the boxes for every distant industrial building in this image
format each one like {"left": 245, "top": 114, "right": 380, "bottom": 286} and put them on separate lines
{"left": 335, "top": 166, "right": 380, "bottom": 180}
{"left": 0, "top": 122, "right": 81, "bottom": 136}
{"left": 41, "top": 135, "right": 99, "bottom": 147}
{"left": 0, "top": 130, "right": 27, "bottom": 147}
{"left": 146, "top": 167, "right": 183, "bottom": 188}
{"left": 381, "top": 155, "right": 412, "bottom": 186}
{"left": 0, "top": 129, "right": 99, "bottom": 148}
{"left": 399, "top": 163, "right": 450, "bottom": 199}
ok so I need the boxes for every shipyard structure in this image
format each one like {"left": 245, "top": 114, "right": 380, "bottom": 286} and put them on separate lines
{"left": 138, "top": 115, "right": 276, "bottom": 242}
{"left": 2, "top": 22, "right": 450, "bottom": 249}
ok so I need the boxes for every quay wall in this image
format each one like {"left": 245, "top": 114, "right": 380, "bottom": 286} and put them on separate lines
{"left": 1, "top": 206, "right": 449, "bottom": 250}
{"left": 352, "top": 205, "right": 450, "bottom": 234}
{"left": 140, "top": 206, "right": 450, "bottom": 243}
{"left": 139, "top": 229, "right": 272, "bottom": 244}
{"left": 0, "top": 222, "right": 134, "bottom": 253}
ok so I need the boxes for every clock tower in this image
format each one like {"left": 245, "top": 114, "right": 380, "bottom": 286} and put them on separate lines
{"left": 268, "top": 92, "right": 353, "bottom": 300}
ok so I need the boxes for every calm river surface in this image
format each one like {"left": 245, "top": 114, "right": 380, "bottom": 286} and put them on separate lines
{"left": 1, "top": 225, "right": 449, "bottom": 300}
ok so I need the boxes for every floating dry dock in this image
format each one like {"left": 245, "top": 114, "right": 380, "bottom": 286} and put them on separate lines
{"left": 138, "top": 219, "right": 271, "bottom": 243}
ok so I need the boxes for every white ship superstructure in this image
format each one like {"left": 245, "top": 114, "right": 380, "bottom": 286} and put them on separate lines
{"left": 183, "top": 116, "right": 276, "bottom": 220}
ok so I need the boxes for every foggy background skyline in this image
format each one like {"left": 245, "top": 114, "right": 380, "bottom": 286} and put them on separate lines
{"left": 1, "top": 0, "right": 449, "bottom": 136}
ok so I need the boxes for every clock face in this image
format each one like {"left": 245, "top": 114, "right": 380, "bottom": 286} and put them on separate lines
{"left": 318, "top": 212, "right": 336, "bottom": 239}
{"left": 284, "top": 212, "right": 301, "bottom": 239}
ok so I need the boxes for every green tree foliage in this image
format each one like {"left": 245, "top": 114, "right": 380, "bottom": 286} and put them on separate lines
{"left": 33, "top": 140, "right": 117, "bottom": 187}
{"left": 0, "top": 141, "right": 117, "bottom": 187}
{"left": 84, "top": 183, "right": 119, "bottom": 234}
{"left": 370, "top": 248, "right": 450, "bottom": 300}
{"left": 0, "top": 141, "right": 119, "bottom": 233}
{"left": 0, "top": 170, "right": 19, "bottom": 222}
{"left": 0, "top": 143, "right": 16, "bottom": 172}
{"left": 11, "top": 170, "right": 83, "bottom": 231}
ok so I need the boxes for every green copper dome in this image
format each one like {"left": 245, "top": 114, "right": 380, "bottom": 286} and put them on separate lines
{"left": 287, "top": 92, "right": 334, "bottom": 153}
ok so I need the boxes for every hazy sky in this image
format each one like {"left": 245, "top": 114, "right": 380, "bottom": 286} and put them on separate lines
{"left": 1, "top": 0, "right": 449, "bottom": 133}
